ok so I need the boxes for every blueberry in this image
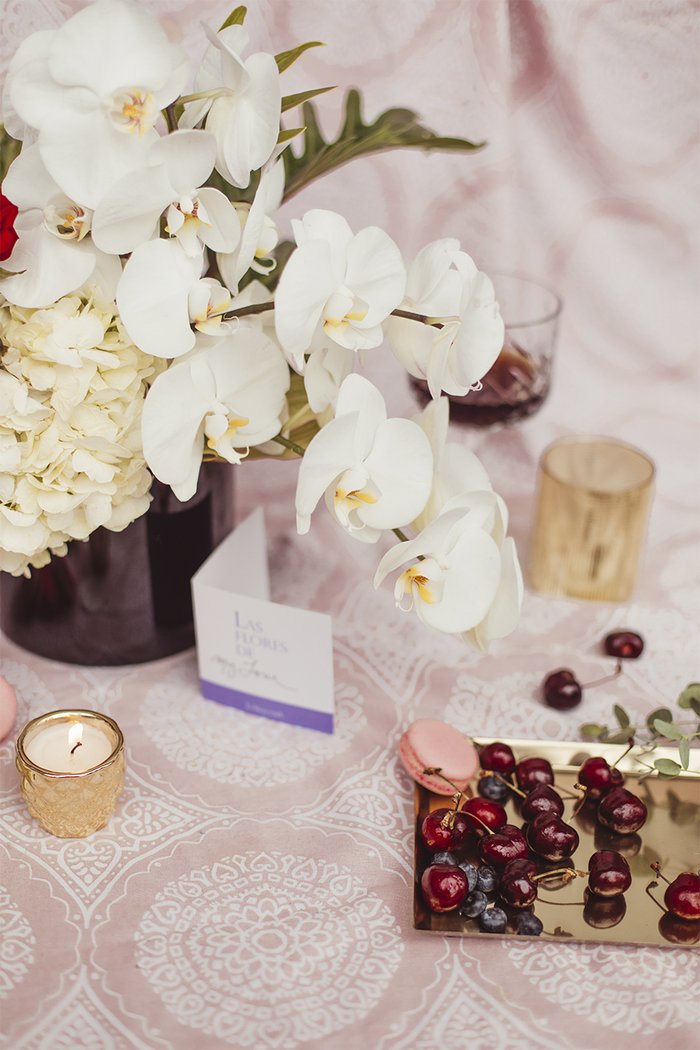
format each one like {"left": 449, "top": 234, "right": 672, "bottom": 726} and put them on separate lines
{"left": 478, "top": 775, "right": 508, "bottom": 802}
{"left": 431, "top": 851, "right": 458, "bottom": 866}
{"left": 516, "top": 912, "right": 543, "bottom": 937}
{"left": 476, "top": 865, "right": 497, "bottom": 894}
{"left": 479, "top": 906, "right": 508, "bottom": 933}
{"left": 458, "top": 862, "right": 478, "bottom": 893}
{"left": 460, "top": 890, "right": 488, "bottom": 918}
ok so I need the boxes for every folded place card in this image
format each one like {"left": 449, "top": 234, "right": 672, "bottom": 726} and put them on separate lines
{"left": 192, "top": 508, "right": 335, "bottom": 733}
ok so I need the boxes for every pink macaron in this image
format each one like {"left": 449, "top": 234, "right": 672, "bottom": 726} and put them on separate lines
{"left": 399, "top": 719, "right": 479, "bottom": 795}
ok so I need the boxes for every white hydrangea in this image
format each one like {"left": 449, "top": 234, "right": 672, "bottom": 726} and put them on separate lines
{"left": 0, "top": 292, "right": 161, "bottom": 576}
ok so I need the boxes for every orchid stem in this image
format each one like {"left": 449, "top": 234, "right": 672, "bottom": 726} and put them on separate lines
{"left": 163, "top": 105, "right": 178, "bottom": 132}
{"left": 391, "top": 308, "right": 454, "bottom": 329}
{"left": 392, "top": 527, "right": 411, "bottom": 543}
{"left": 219, "top": 302, "right": 276, "bottom": 321}
{"left": 271, "top": 434, "right": 306, "bottom": 457}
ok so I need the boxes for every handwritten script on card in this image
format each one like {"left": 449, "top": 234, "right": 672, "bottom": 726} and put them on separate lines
{"left": 192, "top": 508, "right": 334, "bottom": 733}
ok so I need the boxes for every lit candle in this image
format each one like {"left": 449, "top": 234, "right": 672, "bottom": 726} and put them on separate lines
{"left": 23, "top": 719, "right": 114, "bottom": 773}
{"left": 16, "top": 710, "right": 125, "bottom": 838}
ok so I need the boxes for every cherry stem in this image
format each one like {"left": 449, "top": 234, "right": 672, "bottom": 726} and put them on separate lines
{"left": 582, "top": 661, "right": 623, "bottom": 689}
{"left": 650, "top": 862, "right": 671, "bottom": 885}
{"left": 532, "top": 868, "right": 587, "bottom": 884}
{"left": 422, "top": 768, "right": 466, "bottom": 812}
{"left": 645, "top": 881, "right": 667, "bottom": 913}
{"left": 612, "top": 738, "right": 635, "bottom": 769}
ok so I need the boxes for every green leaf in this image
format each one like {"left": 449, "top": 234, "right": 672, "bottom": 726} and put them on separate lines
{"left": 579, "top": 723, "right": 605, "bottom": 740}
{"left": 281, "top": 86, "right": 335, "bottom": 113}
{"left": 679, "top": 737, "right": 690, "bottom": 770}
{"left": 275, "top": 41, "right": 325, "bottom": 74}
{"left": 646, "top": 707, "right": 673, "bottom": 733}
{"left": 219, "top": 5, "right": 247, "bottom": 30}
{"left": 653, "top": 758, "right": 682, "bottom": 777}
{"left": 653, "top": 718, "right": 684, "bottom": 740}
{"left": 613, "top": 704, "right": 630, "bottom": 729}
{"left": 677, "top": 682, "right": 700, "bottom": 708}
{"left": 277, "top": 126, "right": 305, "bottom": 144}
{"left": 603, "top": 730, "right": 635, "bottom": 745}
{"left": 0, "top": 124, "right": 21, "bottom": 183}
{"left": 690, "top": 698, "right": 700, "bottom": 718}
{"left": 282, "top": 88, "right": 484, "bottom": 202}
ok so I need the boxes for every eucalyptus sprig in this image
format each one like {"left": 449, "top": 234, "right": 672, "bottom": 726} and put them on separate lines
{"left": 580, "top": 683, "right": 700, "bottom": 778}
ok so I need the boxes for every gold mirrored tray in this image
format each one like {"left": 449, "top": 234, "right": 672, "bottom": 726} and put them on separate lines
{"left": 413, "top": 738, "right": 700, "bottom": 948}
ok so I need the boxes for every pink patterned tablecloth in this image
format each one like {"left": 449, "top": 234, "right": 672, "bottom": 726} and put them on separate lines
{"left": 1, "top": 1, "right": 699, "bottom": 1048}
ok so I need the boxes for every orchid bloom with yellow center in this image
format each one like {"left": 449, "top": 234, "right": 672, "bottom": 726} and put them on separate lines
{"left": 374, "top": 491, "right": 523, "bottom": 649}
{"left": 7, "top": 0, "right": 188, "bottom": 209}
{"left": 274, "top": 209, "right": 406, "bottom": 371}
{"left": 295, "top": 374, "right": 433, "bottom": 543}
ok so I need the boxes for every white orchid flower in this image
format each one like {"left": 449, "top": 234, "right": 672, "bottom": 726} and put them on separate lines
{"left": 217, "top": 160, "right": 284, "bottom": 294}
{"left": 0, "top": 145, "right": 120, "bottom": 308}
{"left": 374, "top": 491, "right": 523, "bottom": 648}
{"left": 303, "top": 344, "right": 355, "bottom": 416}
{"left": 116, "top": 239, "right": 233, "bottom": 359}
{"left": 413, "top": 397, "right": 492, "bottom": 531}
{"left": 179, "top": 25, "right": 280, "bottom": 189}
{"left": 387, "top": 239, "right": 504, "bottom": 399}
{"left": 92, "top": 130, "right": 240, "bottom": 258}
{"left": 142, "top": 328, "right": 290, "bottom": 501}
{"left": 295, "top": 374, "right": 432, "bottom": 543}
{"left": 7, "top": 0, "right": 188, "bottom": 209}
{"left": 275, "top": 210, "right": 406, "bottom": 369}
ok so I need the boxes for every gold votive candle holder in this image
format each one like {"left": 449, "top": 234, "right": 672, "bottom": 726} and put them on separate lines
{"left": 16, "top": 710, "right": 125, "bottom": 838}
{"left": 528, "top": 435, "right": 655, "bottom": 602}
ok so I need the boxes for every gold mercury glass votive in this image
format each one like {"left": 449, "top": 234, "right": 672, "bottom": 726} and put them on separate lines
{"left": 528, "top": 435, "right": 655, "bottom": 602}
{"left": 16, "top": 710, "right": 125, "bottom": 838}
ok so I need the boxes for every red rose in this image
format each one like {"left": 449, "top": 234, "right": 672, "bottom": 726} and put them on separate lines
{"left": 0, "top": 191, "right": 19, "bottom": 261}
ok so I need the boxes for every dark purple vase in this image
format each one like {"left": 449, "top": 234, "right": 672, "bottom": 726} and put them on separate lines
{"left": 0, "top": 465, "right": 233, "bottom": 665}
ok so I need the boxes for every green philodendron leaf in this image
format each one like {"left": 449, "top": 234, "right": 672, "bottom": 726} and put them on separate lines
{"left": 689, "top": 698, "right": 700, "bottom": 718}
{"left": 282, "top": 88, "right": 484, "bottom": 202}
{"left": 281, "top": 86, "right": 335, "bottom": 113}
{"left": 580, "top": 723, "right": 606, "bottom": 740}
{"left": 678, "top": 738, "right": 690, "bottom": 770}
{"left": 677, "top": 682, "right": 700, "bottom": 708}
{"left": 653, "top": 719, "right": 684, "bottom": 740}
{"left": 0, "top": 124, "right": 21, "bottom": 183}
{"left": 219, "top": 5, "right": 246, "bottom": 30}
{"left": 654, "top": 758, "right": 682, "bottom": 777}
{"left": 275, "top": 41, "right": 325, "bottom": 74}
{"left": 613, "top": 704, "right": 630, "bottom": 729}
{"left": 646, "top": 707, "right": 673, "bottom": 733}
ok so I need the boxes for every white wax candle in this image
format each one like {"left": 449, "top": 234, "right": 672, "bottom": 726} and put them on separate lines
{"left": 24, "top": 720, "right": 113, "bottom": 773}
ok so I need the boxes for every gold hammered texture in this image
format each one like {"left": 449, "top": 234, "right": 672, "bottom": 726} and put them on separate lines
{"left": 16, "top": 750, "right": 125, "bottom": 838}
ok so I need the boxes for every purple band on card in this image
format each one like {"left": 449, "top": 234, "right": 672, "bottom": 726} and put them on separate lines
{"left": 200, "top": 679, "right": 334, "bottom": 734}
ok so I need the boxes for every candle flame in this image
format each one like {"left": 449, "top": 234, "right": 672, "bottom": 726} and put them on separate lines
{"left": 68, "top": 723, "right": 83, "bottom": 749}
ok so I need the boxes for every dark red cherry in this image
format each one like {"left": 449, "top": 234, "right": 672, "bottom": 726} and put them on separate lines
{"left": 603, "top": 631, "right": 644, "bottom": 660}
{"left": 578, "top": 756, "right": 624, "bottom": 799}
{"left": 499, "top": 859, "right": 539, "bottom": 909}
{"left": 597, "top": 787, "right": 647, "bottom": 834}
{"left": 479, "top": 741, "right": 516, "bottom": 777}
{"left": 664, "top": 872, "right": 700, "bottom": 920}
{"left": 587, "top": 850, "right": 632, "bottom": 897}
{"left": 521, "top": 784, "right": 564, "bottom": 822}
{"left": 461, "top": 796, "right": 507, "bottom": 833}
{"left": 527, "top": 813, "right": 580, "bottom": 861}
{"left": 421, "top": 864, "right": 469, "bottom": 912}
{"left": 479, "top": 824, "right": 529, "bottom": 870}
{"left": 658, "top": 913, "right": 700, "bottom": 945}
{"left": 583, "top": 889, "right": 627, "bottom": 929}
{"left": 543, "top": 668, "right": 583, "bottom": 710}
{"left": 515, "top": 757, "right": 554, "bottom": 793}
{"left": 421, "top": 808, "right": 471, "bottom": 851}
